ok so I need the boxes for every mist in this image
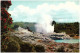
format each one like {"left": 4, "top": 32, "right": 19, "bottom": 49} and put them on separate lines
{"left": 35, "top": 14, "right": 54, "bottom": 34}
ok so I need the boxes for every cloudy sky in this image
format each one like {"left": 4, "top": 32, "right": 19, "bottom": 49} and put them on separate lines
{"left": 8, "top": 0, "right": 80, "bottom": 23}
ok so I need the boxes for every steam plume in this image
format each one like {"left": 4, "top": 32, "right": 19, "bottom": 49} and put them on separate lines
{"left": 35, "top": 14, "right": 54, "bottom": 34}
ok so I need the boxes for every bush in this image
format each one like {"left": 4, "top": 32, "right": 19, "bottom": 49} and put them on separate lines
{"left": 1, "top": 33, "right": 21, "bottom": 52}
{"left": 34, "top": 45, "right": 45, "bottom": 52}
{"left": 20, "top": 42, "right": 36, "bottom": 52}
{"left": 57, "top": 46, "right": 65, "bottom": 52}
{"left": 10, "top": 35, "right": 23, "bottom": 44}
{"left": 6, "top": 40, "right": 20, "bottom": 52}
{"left": 1, "top": 32, "right": 45, "bottom": 52}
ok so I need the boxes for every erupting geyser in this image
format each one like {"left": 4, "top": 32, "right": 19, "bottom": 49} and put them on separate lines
{"left": 35, "top": 21, "right": 55, "bottom": 34}
{"left": 35, "top": 15, "right": 55, "bottom": 34}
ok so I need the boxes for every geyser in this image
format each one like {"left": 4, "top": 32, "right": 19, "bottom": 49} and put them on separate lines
{"left": 35, "top": 23, "right": 54, "bottom": 34}
{"left": 35, "top": 14, "right": 55, "bottom": 34}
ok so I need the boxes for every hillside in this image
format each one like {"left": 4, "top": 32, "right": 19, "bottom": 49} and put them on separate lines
{"left": 54, "top": 22, "right": 79, "bottom": 35}
{"left": 11, "top": 22, "right": 36, "bottom": 32}
{"left": 11, "top": 22, "right": 79, "bottom": 36}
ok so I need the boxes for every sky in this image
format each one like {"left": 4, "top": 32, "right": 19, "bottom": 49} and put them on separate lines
{"left": 8, "top": 0, "right": 80, "bottom": 23}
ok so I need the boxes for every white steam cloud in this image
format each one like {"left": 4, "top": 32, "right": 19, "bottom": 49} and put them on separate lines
{"left": 35, "top": 14, "right": 54, "bottom": 33}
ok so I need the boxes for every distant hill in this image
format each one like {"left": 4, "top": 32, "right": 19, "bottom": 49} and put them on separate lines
{"left": 11, "top": 22, "right": 79, "bottom": 36}
{"left": 11, "top": 22, "right": 36, "bottom": 32}
{"left": 54, "top": 22, "right": 79, "bottom": 35}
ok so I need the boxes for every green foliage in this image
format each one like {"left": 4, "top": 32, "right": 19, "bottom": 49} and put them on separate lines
{"left": 34, "top": 45, "right": 45, "bottom": 52}
{"left": 1, "top": 3, "right": 13, "bottom": 34}
{"left": 1, "top": 32, "right": 45, "bottom": 52}
{"left": 11, "top": 22, "right": 36, "bottom": 32}
{"left": 54, "top": 22, "right": 79, "bottom": 35}
{"left": 5, "top": 40, "right": 20, "bottom": 52}
{"left": 20, "top": 42, "right": 36, "bottom": 52}
{"left": 1, "top": 33, "right": 21, "bottom": 52}
{"left": 10, "top": 36, "right": 23, "bottom": 44}
{"left": 12, "top": 22, "right": 36, "bottom": 28}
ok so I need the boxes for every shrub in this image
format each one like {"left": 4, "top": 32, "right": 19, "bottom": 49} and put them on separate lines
{"left": 1, "top": 32, "right": 37, "bottom": 52}
{"left": 34, "top": 45, "right": 45, "bottom": 52}
{"left": 20, "top": 42, "right": 36, "bottom": 52}
{"left": 5, "top": 40, "right": 20, "bottom": 52}
{"left": 10, "top": 35, "right": 23, "bottom": 44}
{"left": 57, "top": 46, "right": 65, "bottom": 52}
{"left": 1, "top": 33, "right": 21, "bottom": 52}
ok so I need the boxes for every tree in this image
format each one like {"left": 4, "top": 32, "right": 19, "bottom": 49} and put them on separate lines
{"left": 1, "top": 1, "right": 12, "bottom": 34}
{"left": 1, "top": 1, "right": 13, "bottom": 51}
{"left": 52, "top": 21, "right": 56, "bottom": 26}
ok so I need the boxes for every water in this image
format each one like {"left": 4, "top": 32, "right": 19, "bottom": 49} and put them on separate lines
{"left": 55, "top": 39, "right": 80, "bottom": 43}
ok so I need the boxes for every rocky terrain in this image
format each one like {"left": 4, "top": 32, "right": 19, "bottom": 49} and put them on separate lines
{"left": 11, "top": 27, "right": 79, "bottom": 52}
{"left": 11, "top": 27, "right": 72, "bottom": 44}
